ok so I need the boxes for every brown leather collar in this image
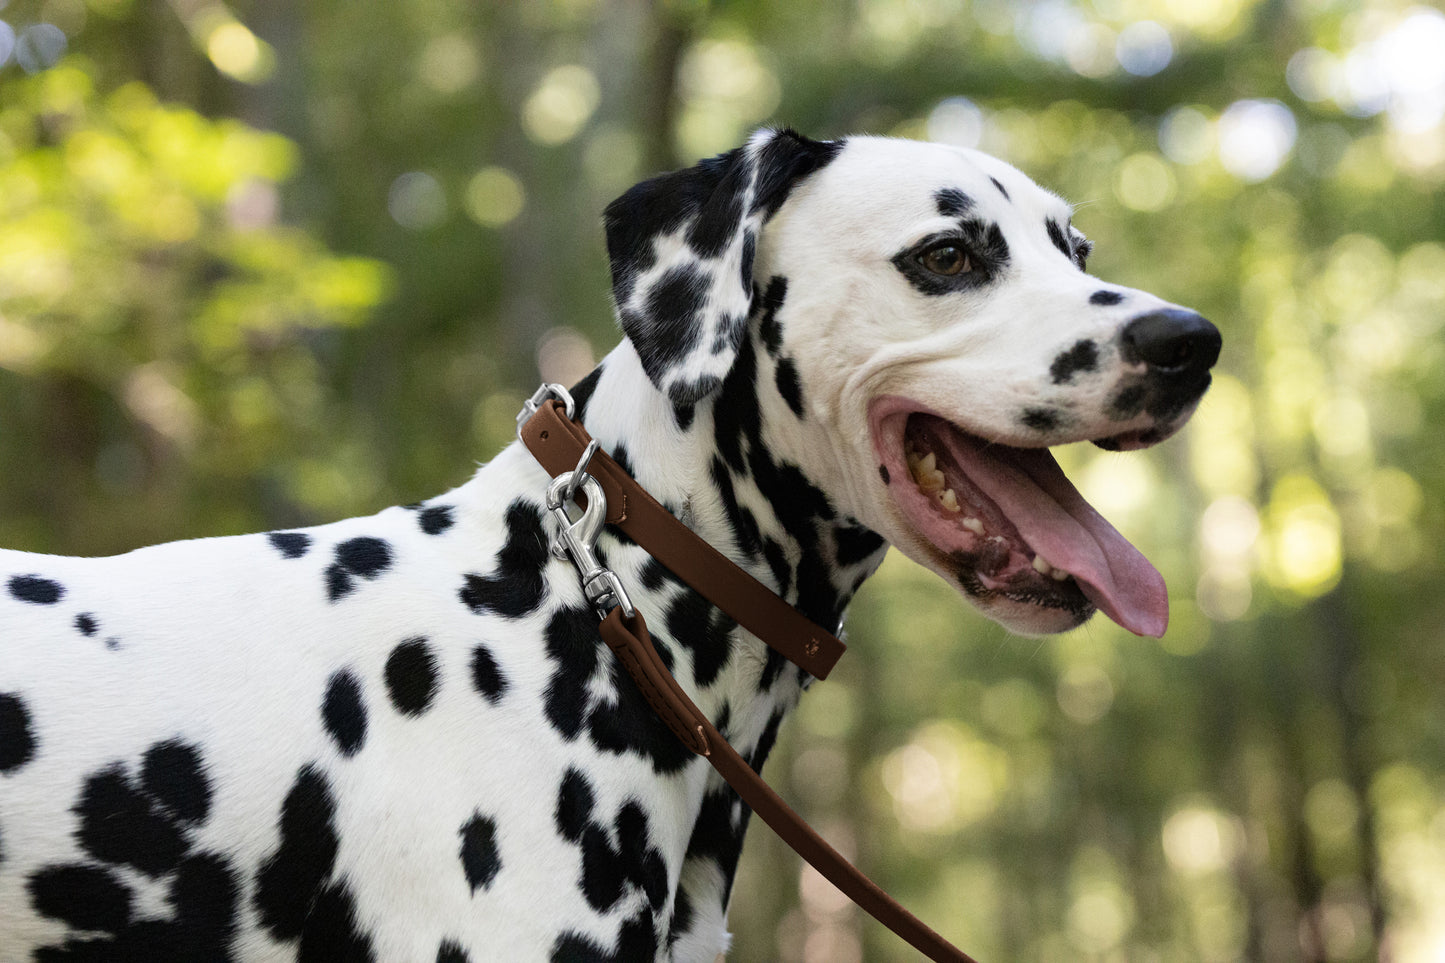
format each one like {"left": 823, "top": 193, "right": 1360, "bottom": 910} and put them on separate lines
{"left": 520, "top": 396, "right": 978, "bottom": 963}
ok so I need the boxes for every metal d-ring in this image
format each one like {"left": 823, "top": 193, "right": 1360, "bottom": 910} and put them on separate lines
{"left": 515, "top": 382, "right": 576, "bottom": 439}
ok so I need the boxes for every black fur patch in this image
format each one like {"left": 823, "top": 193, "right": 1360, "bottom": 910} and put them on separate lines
{"left": 990, "top": 176, "right": 1010, "bottom": 200}
{"left": 757, "top": 276, "right": 788, "bottom": 356}
{"left": 254, "top": 766, "right": 342, "bottom": 939}
{"left": 8, "top": 574, "right": 63, "bottom": 604}
{"left": 1111, "top": 383, "right": 1148, "bottom": 419}
{"left": 934, "top": 187, "right": 974, "bottom": 217}
{"left": 469, "top": 644, "right": 508, "bottom": 705}
{"left": 75, "top": 612, "right": 99, "bottom": 637}
{"left": 325, "top": 537, "right": 394, "bottom": 602}
{"left": 570, "top": 366, "right": 602, "bottom": 424}
{"left": 555, "top": 767, "right": 596, "bottom": 844}
{"left": 322, "top": 670, "right": 367, "bottom": 756}
{"left": 141, "top": 741, "right": 212, "bottom": 824}
{"left": 75, "top": 767, "right": 190, "bottom": 876}
{"left": 1045, "top": 217, "right": 1072, "bottom": 259}
{"left": 28, "top": 864, "right": 133, "bottom": 932}
{"left": 0, "top": 692, "right": 37, "bottom": 774}
{"left": 774, "top": 357, "right": 805, "bottom": 417}
{"left": 662, "top": 589, "right": 736, "bottom": 689}
{"left": 268, "top": 532, "right": 312, "bottom": 559}
{"left": 835, "top": 523, "right": 885, "bottom": 567}
{"left": 1051, "top": 339, "right": 1099, "bottom": 384}
{"left": 550, "top": 911, "right": 658, "bottom": 963}
{"left": 459, "top": 812, "right": 501, "bottom": 894}
{"left": 385, "top": 638, "right": 440, "bottom": 717}
{"left": 438, "top": 940, "right": 472, "bottom": 963}
{"left": 1022, "top": 408, "right": 1060, "bottom": 432}
{"left": 420, "top": 505, "right": 455, "bottom": 535}
{"left": 460, "top": 500, "right": 549, "bottom": 618}
{"left": 878, "top": 464, "right": 890, "bottom": 484}
{"left": 1090, "top": 289, "right": 1124, "bottom": 306}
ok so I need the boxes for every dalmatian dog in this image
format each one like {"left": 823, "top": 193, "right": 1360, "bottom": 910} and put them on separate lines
{"left": 0, "top": 129, "right": 1219, "bottom": 962}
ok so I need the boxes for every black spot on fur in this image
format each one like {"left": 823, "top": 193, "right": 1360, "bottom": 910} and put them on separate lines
{"left": 935, "top": 187, "right": 974, "bottom": 217}
{"left": 29, "top": 853, "right": 240, "bottom": 960}
{"left": 385, "top": 638, "right": 439, "bottom": 717}
{"left": 673, "top": 401, "right": 696, "bottom": 431}
{"left": 326, "top": 537, "right": 393, "bottom": 602}
{"left": 835, "top": 523, "right": 885, "bottom": 567}
{"left": 254, "top": 766, "right": 341, "bottom": 940}
{"left": 75, "top": 612, "right": 98, "bottom": 637}
{"left": 438, "top": 941, "right": 472, "bottom": 963}
{"left": 543, "top": 606, "right": 603, "bottom": 740}
{"left": 0, "top": 693, "right": 37, "bottom": 773}
{"left": 1051, "top": 339, "right": 1100, "bottom": 384}
{"left": 663, "top": 589, "right": 736, "bottom": 689}
{"left": 556, "top": 767, "right": 596, "bottom": 843}
{"left": 550, "top": 911, "right": 658, "bottom": 963}
{"left": 1046, "top": 217, "right": 1072, "bottom": 259}
{"left": 322, "top": 670, "right": 367, "bottom": 756}
{"left": 667, "top": 887, "right": 694, "bottom": 951}
{"left": 570, "top": 366, "right": 602, "bottom": 424}
{"left": 420, "top": 505, "right": 455, "bottom": 535}
{"left": 990, "top": 176, "right": 1010, "bottom": 200}
{"left": 774, "top": 357, "right": 804, "bottom": 417}
{"left": 739, "top": 231, "right": 756, "bottom": 294}
{"left": 1111, "top": 383, "right": 1148, "bottom": 419}
{"left": 336, "top": 537, "right": 391, "bottom": 577}
{"left": 1090, "top": 289, "right": 1124, "bottom": 306}
{"left": 1022, "top": 408, "right": 1060, "bottom": 432}
{"left": 268, "top": 532, "right": 312, "bottom": 559}
{"left": 459, "top": 812, "right": 501, "bottom": 894}
{"left": 470, "top": 644, "right": 508, "bottom": 705}
{"left": 580, "top": 822, "right": 625, "bottom": 912}
{"left": 74, "top": 766, "right": 189, "bottom": 876}
{"left": 297, "top": 882, "right": 374, "bottom": 962}
{"left": 28, "top": 863, "right": 133, "bottom": 932}
{"left": 878, "top": 464, "right": 890, "bottom": 484}
{"left": 749, "top": 130, "right": 843, "bottom": 219}
{"left": 140, "top": 741, "right": 211, "bottom": 824}
{"left": 8, "top": 574, "right": 63, "bottom": 604}
{"left": 756, "top": 276, "right": 788, "bottom": 356}
{"left": 460, "top": 500, "right": 549, "bottom": 618}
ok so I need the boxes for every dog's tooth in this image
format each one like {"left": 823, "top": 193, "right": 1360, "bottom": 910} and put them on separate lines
{"left": 1051, "top": 568, "right": 1071, "bottom": 581}
{"left": 938, "top": 488, "right": 960, "bottom": 513}
{"left": 1032, "top": 555, "right": 1054, "bottom": 576}
{"left": 918, "top": 469, "right": 945, "bottom": 493}
{"left": 961, "top": 516, "right": 984, "bottom": 535}
{"left": 918, "top": 452, "right": 937, "bottom": 475}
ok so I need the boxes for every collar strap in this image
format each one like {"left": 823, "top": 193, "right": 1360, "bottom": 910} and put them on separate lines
{"left": 519, "top": 398, "right": 846, "bottom": 679}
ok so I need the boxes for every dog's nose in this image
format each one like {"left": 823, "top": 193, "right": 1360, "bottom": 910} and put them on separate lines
{"left": 1120, "top": 309, "right": 1221, "bottom": 379}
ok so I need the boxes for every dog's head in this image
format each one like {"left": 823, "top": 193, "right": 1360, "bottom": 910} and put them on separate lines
{"left": 604, "top": 130, "right": 1220, "bottom": 639}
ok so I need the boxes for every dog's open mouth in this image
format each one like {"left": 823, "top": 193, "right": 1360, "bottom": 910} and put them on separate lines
{"left": 870, "top": 399, "right": 1168, "bottom": 637}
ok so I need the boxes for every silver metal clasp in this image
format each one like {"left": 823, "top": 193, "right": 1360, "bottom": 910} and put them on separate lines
{"left": 545, "top": 450, "right": 635, "bottom": 620}
{"left": 516, "top": 382, "right": 576, "bottom": 440}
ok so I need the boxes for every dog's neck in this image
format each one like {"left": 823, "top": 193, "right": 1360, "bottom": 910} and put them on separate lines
{"left": 539, "top": 333, "right": 888, "bottom": 705}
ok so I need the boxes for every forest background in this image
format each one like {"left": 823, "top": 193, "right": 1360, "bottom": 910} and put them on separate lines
{"left": 2, "top": 0, "right": 1444, "bottom": 960}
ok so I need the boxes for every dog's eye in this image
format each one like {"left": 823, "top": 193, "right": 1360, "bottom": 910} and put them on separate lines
{"left": 919, "top": 245, "right": 971, "bottom": 276}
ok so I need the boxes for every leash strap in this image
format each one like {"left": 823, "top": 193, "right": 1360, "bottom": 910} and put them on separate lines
{"left": 519, "top": 393, "right": 978, "bottom": 963}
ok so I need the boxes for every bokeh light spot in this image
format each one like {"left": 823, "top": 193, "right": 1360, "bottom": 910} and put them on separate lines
{"left": 1114, "top": 152, "right": 1176, "bottom": 211}
{"left": 1217, "top": 99, "right": 1296, "bottom": 182}
{"left": 388, "top": 171, "right": 446, "bottom": 230}
{"left": 522, "top": 64, "right": 600, "bottom": 147}
{"left": 15, "top": 22, "right": 66, "bottom": 73}
{"left": 464, "top": 166, "right": 524, "bottom": 228}
{"left": 1115, "top": 21, "right": 1173, "bottom": 77}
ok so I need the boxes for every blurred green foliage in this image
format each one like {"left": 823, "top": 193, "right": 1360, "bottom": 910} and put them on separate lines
{"left": 2, "top": 0, "right": 1444, "bottom": 960}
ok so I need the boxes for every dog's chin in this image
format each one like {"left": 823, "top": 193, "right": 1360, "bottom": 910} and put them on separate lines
{"left": 867, "top": 395, "right": 1171, "bottom": 638}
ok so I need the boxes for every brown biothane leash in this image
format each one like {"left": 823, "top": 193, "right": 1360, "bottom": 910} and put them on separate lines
{"left": 517, "top": 384, "right": 978, "bottom": 963}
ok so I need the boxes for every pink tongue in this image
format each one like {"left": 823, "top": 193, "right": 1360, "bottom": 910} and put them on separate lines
{"left": 949, "top": 435, "right": 1168, "bottom": 637}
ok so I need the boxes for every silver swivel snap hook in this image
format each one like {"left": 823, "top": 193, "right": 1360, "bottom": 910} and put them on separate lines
{"left": 544, "top": 447, "right": 635, "bottom": 620}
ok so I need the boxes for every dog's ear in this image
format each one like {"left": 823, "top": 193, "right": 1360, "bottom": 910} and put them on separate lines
{"left": 604, "top": 128, "right": 841, "bottom": 405}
